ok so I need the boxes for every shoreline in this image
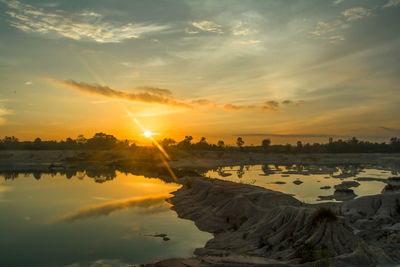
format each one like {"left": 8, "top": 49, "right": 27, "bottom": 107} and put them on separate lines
{"left": 146, "top": 176, "right": 400, "bottom": 266}
{"left": 1, "top": 149, "right": 400, "bottom": 172}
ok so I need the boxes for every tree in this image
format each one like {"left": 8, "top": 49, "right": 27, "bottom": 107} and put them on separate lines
{"left": 2, "top": 136, "right": 19, "bottom": 144}
{"left": 177, "top": 135, "right": 193, "bottom": 150}
{"left": 160, "top": 138, "right": 176, "bottom": 148}
{"left": 76, "top": 134, "right": 87, "bottom": 144}
{"left": 217, "top": 140, "right": 225, "bottom": 148}
{"left": 236, "top": 137, "right": 244, "bottom": 148}
{"left": 297, "top": 141, "right": 303, "bottom": 150}
{"left": 86, "top": 132, "right": 117, "bottom": 149}
{"left": 261, "top": 139, "right": 271, "bottom": 149}
{"left": 196, "top": 137, "right": 209, "bottom": 149}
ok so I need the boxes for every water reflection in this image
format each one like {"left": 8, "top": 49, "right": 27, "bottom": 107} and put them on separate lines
{"left": 60, "top": 193, "right": 171, "bottom": 222}
{"left": 0, "top": 172, "right": 211, "bottom": 266}
{"left": 0, "top": 162, "right": 199, "bottom": 184}
{"left": 206, "top": 164, "right": 399, "bottom": 203}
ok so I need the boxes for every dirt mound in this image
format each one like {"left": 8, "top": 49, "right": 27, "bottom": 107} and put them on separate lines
{"left": 170, "top": 177, "right": 399, "bottom": 265}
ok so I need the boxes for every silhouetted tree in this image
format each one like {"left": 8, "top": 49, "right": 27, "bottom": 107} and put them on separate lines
{"left": 236, "top": 137, "right": 244, "bottom": 148}
{"left": 76, "top": 134, "right": 87, "bottom": 144}
{"left": 196, "top": 137, "right": 209, "bottom": 149}
{"left": 160, "top": 138, "right": 176, "bottom": 148}
{"left": 217, "top": 140, "right": 225, "bottom": 148}
{"left": 262, "top": 139, "right": 271, "bottom": 150}
{"left": 177, "top": 135, "right": 193, "bottom": 150}
{"left": 86, "top": 132, "right": 117, "bottom": 149}
{"left": 297, "top": 141, "right": 303, "bottom": 151}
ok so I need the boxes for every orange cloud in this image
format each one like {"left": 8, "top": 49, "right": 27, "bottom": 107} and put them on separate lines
{"left": 52, "top": 79, "right": 192, "bottom": 108}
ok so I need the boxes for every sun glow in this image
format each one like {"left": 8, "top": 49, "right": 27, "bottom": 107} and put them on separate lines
{"left": 144, "top": 130, "right": 152, "bottom": 138}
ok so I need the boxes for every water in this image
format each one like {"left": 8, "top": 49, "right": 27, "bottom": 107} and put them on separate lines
{"left": 205, "top": 164, "right": 398, "bottom": 203}
{"left": 0, "top": 172, "right": 212, "bottom": 266}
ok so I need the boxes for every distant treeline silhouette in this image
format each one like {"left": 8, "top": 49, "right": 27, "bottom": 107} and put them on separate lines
{"left": 1, "top": 133, "right": 400, "bottom": 153}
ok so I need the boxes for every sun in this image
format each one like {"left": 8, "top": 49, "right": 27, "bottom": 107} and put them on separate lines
{"left": 144, "top": 130, "right": 152, "bottom": 138}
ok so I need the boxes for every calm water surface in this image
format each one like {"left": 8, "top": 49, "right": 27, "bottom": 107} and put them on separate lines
{"left": 0, "top": 172, "right": 211, "bottom": 266}
{"left": 205, "top": 164, "right": 398, "bottom": 203}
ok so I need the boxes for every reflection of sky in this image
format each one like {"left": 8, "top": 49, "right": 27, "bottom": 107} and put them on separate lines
{"left": 0, "top": 172, "right": 211, "bottom": 266}
{"left": 206, "top": 165, "right": 394, "bottom": 203}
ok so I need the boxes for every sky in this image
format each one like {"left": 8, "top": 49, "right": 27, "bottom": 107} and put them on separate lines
{"left": 0, "top": 0, "right": 399, "bottom": 145}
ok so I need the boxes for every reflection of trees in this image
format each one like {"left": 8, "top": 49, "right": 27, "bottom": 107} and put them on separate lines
{"left": 85, "top": 168, "right": 117, "bottom": 183}
{"left": 1, "top": 162, "right": 398, "bottom": 184}
{"left": 237, "top": 165, "right": 245, "bottom": 179}
{"left": 0, "top": 161, "right": 199, "bottom": 184}
{"left": 261, "top": 164, "right": 274, "bottom": 176}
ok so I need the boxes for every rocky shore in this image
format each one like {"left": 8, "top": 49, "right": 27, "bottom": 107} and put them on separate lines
{"left": 147, "top": 176, "right": 400, "bottom": 266}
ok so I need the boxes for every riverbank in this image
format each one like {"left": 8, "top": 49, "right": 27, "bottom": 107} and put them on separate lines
{"left": 1, "top": 150, "right": 400, "bottom": 172}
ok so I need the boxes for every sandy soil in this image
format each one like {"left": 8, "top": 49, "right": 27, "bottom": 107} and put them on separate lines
{"left": 146, "top": 176, "right": 400, "bottom": 266}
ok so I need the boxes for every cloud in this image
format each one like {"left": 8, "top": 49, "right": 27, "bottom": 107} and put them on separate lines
{"left": 0, "top": 105, "right": 12, "bottom": 125}
{"left": 223, "top": 103, "right": 257, "bottom": 111}
{"left": 309, "top": 20, "right": 348, "bottom": 41}
{"left": 185, "top": 27, "right": 199, "bottom": 34}
{"left": 383, "top": 0, "right": 400, "bottom": 8}
{"left": 328, "top": 35, "right": 345, "bottom": 43}
{"left": 240, "top": 39, "right": 261, "bottom": 45}
{"left": 379, "top": 126, "right": 400, "bottom": 133}
{"left": 2, "top": 0, "right": 168, "bottom": 43}
{"left": 260, "top": 100, "right": 279, "bottom": 111}
{"left": 192, "top": 20, "right": 223, "bottom": 34}
{"left": 59, "top": 194, "right": 171, "bottom": 222}
{"left": 281, "top": 100, "right": 304, "bottom": 106}
{"left": 51, "top": 79, "right": 192, "bottom": 108}
{"left": 342, "top": 7, "right": 372, "bottom": 21}
{"left": 24, "top": 81, "right": 32, "bottom": 85}
{"left": 333, "top": 0, "right": 344, "bottom": 5}
{"left": 136, "top": 86, "right": 172, "bottom": 96}
{"left": 223, "top": 99, "right": 303, "bottom": 112}
{"left": 232, "top": 21, "right": 252, "bottom": 36}
{"left": 191, "top": 98, "right": 217, "bottom": 108}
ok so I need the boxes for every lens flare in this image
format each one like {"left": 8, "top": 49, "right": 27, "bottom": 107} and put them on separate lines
{"left": 124, "top": 108, "right": 177, "bottom": 182}
{"left": 144, "top": 130, "right": 152, "bottom": 138}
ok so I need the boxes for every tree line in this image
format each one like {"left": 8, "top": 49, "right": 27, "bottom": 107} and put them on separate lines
{"left": 1, "top": 133, "right": 400, "bottom": 153}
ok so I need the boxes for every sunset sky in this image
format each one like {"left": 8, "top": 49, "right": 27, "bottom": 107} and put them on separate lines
{"left": 0, "top": 0, "right": 399, "bottom": 144}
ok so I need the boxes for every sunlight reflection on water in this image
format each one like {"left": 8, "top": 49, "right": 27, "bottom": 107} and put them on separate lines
{"left": 0, "top": 172, "right": 211, "bottom": 266}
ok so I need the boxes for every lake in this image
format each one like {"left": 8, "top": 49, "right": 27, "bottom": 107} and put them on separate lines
{"left": 0, "top": 172, "right": 212, "bottom": 266}
{"left": 205, "top": 164, "right": 399, "bottom": 203}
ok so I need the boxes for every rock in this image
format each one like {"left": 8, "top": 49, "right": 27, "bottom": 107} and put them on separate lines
{"left": 355, "top": 177, "right": 386, "bottom": 183}
{"left": 153, "top": 234, "right": 167, "bottom": 238}
{"left": 387, "top": 177, "right": 400, "bottom": 185}
{"left": 293, "top": 179, "right": 303, "bottom": 185}
{"left": 334, "top": 181, "right": 360, "bottom": 190}
{"left": 381, "top": 183, "right": 400, "bottom": 193}
{"left": 333, "top": 189, "right": 357, "bottom": 201}
{"left": 169, "top": 177, "right": 397, "bottom": 265}
{"left": 163, "top": 237, "right": 170, "bottom": 241}
{"left": 318, "top": 189, "right": 357, "bottom": 201}
{"left": 320, "top": 186, "right": 331, "bottom": 190}
{"left": 218, "top": 172, "right": 232, "bottom": 177}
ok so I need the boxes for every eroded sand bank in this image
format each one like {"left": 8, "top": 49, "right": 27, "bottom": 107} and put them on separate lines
{"left": 147, "top": 177, "right": 400, "bottom": 266}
